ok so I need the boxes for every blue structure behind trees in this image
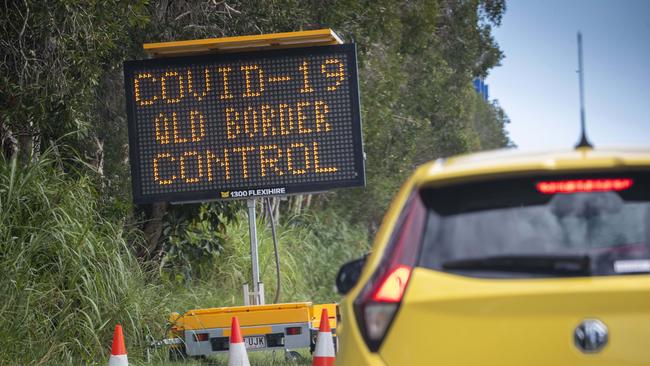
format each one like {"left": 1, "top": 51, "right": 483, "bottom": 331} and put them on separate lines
{"left": 473, "top": 78, "right": 489, "bottom": 101}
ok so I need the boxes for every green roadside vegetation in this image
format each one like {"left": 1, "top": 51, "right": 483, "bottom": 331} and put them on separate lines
{"left": 140, "top": 350, "right": 312, "bottom": 366}
{"left": 1, "top": 1, "right": 511, "bottom": 364}
{"left": 0, "top": 153, "right": 367, "bottom": 364}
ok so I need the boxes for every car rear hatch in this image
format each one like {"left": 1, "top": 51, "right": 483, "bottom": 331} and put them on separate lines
{"left": 355, "top": 170, "right": 650, "bottom": 365}
{"left": 382, "top": 270, "right": 650, "bottom": 365}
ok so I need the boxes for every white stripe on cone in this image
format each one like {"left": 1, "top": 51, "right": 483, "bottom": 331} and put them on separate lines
{"left": 108, "top": 354, "right": 128, "bottom": 366}
{"left": 228, "top": 342, "right": 250, "bottom": 366}
{"left": 313, "top": 331, "right": 336, "bottom": 357}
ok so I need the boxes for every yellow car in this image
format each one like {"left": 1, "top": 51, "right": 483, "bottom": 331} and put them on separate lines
{"left": 335, "top": 147, "right": 650, "bottom": 366}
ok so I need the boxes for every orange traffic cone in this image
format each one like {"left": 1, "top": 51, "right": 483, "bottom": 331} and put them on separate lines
{"left": 228, "top": 316, "right": 250, "bottom": 366}
{"left": 312, "top": 309, "right": 336, "bottom": 366}
{"left": 108, "top": 324, "right": 128, "bottom": 366}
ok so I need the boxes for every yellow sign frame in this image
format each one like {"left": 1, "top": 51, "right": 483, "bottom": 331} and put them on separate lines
{"left": 143, "top": 29, "right": 343, "bottom": 57}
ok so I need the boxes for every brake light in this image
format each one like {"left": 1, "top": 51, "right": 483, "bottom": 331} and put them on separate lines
{"left": 354, "top": 191, "right": 426, "bottom": 352}
{"left": 372, "top": 265, "right": 412, "bottom": 302}
{"left": 537, "top": 178, "right": 633, "bottom": 194}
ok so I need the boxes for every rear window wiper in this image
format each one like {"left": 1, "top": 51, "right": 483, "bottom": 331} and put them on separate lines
{"left": 442, "top": 254, "right": 591, "bottom": 276}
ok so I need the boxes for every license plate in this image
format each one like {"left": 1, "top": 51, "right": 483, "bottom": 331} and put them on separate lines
{"left": 244, "top": 336, "right": 266, "bottom": 349}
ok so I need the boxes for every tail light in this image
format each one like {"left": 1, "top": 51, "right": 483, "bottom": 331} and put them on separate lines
{"left": 285, "top": 326, "right": 302, "bottom": 335}
{"left": 193, "top": 332, "right": 209, "bottom": 342}
{"left": 354, "top": 191, "right": 427, "bottom": 351}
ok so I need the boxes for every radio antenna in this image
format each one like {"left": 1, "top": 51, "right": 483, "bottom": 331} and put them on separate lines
{"left": 575, "top": 31, "right": 593, "bottom": 148}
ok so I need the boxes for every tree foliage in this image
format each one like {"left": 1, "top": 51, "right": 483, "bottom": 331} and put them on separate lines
{"left": 0, "top": 1, "right": 148, "bottom": 163}
{"left": 0, "top": 3, "right": 512, "bottom": 361}
{"left": 315, "top": 0, "right": 512, "bottom": 225}
{"left": 1, "top": 0, "right": 511, "bottom": 265}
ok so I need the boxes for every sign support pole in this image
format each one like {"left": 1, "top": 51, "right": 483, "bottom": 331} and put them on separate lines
{"left": 247, "top": 198, "right": 263, "bottom": 305}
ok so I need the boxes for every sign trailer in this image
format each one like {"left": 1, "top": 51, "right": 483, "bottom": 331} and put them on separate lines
{"left": 126, "top": 29, "right": 357, "bottom": 359}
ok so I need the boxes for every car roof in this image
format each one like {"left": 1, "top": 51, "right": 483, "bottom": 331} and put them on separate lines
{"left": 412, "top": 147, "right": 650, "bottom": 188}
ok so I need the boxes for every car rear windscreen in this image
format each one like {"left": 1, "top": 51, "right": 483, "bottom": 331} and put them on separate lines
{"left": 418, "top": 171, "right": 650, "bottom": 278}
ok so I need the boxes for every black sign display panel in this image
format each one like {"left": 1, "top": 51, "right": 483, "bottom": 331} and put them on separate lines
{"left": 124, "top": 44, "right": 364, "bottom": 203}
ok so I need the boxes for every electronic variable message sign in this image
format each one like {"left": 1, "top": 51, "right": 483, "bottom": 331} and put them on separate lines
{"left": 124, "top": 44, "right": 364, "bottom": 203}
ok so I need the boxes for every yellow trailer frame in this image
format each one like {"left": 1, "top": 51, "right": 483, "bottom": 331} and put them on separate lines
{"left": 164, "top": 302, "right": 338, "bottom": 359}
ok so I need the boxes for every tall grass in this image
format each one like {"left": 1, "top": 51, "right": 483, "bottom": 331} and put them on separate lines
{"left": 0, "top": 153, "right": 167, "bottom": 365}
{"left": 0, "top": 151, "right": 370, "bottom": 364}
{"left": 163, "top": 205, "right": 370, "bottom": 312}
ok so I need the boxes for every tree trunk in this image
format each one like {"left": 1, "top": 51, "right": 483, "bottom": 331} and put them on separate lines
{"left": 0, "top": 122, "right": 18, "bottom": 162}
{"left": 17, "top": 132, "right": 33, "bottom": 166}
{"left": 273, "top": 198, "right": 280, "bottom": 222}
{"left": 291, "top": 194, "right": 303, "bottom": 216}
{"left": 142, "top": 202, "right": 168, "bottom": 260}
{"left": 304, "top": 194, "right": 312, "bottom": 211}
{"left": 263, "top": 197, "right": 282, "bottom": 224}
{"left": 92, "top": 136, "right": 105, "bottom": 191}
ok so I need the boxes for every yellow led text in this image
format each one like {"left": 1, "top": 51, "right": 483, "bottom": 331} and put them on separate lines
{"left": 321, "top": 58, "right": 345, "bottom": 91}
{"left": 155, "top": 111, "right": 206, "bottom": 144}
{"left": 225, "top": 100, "right": 330, "bottom": 140}
{"left": 150, "top": 141, "right": 337, "bottom": 185}
{"left": 133, "top": 58, "right": 345, "bottom": 107}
